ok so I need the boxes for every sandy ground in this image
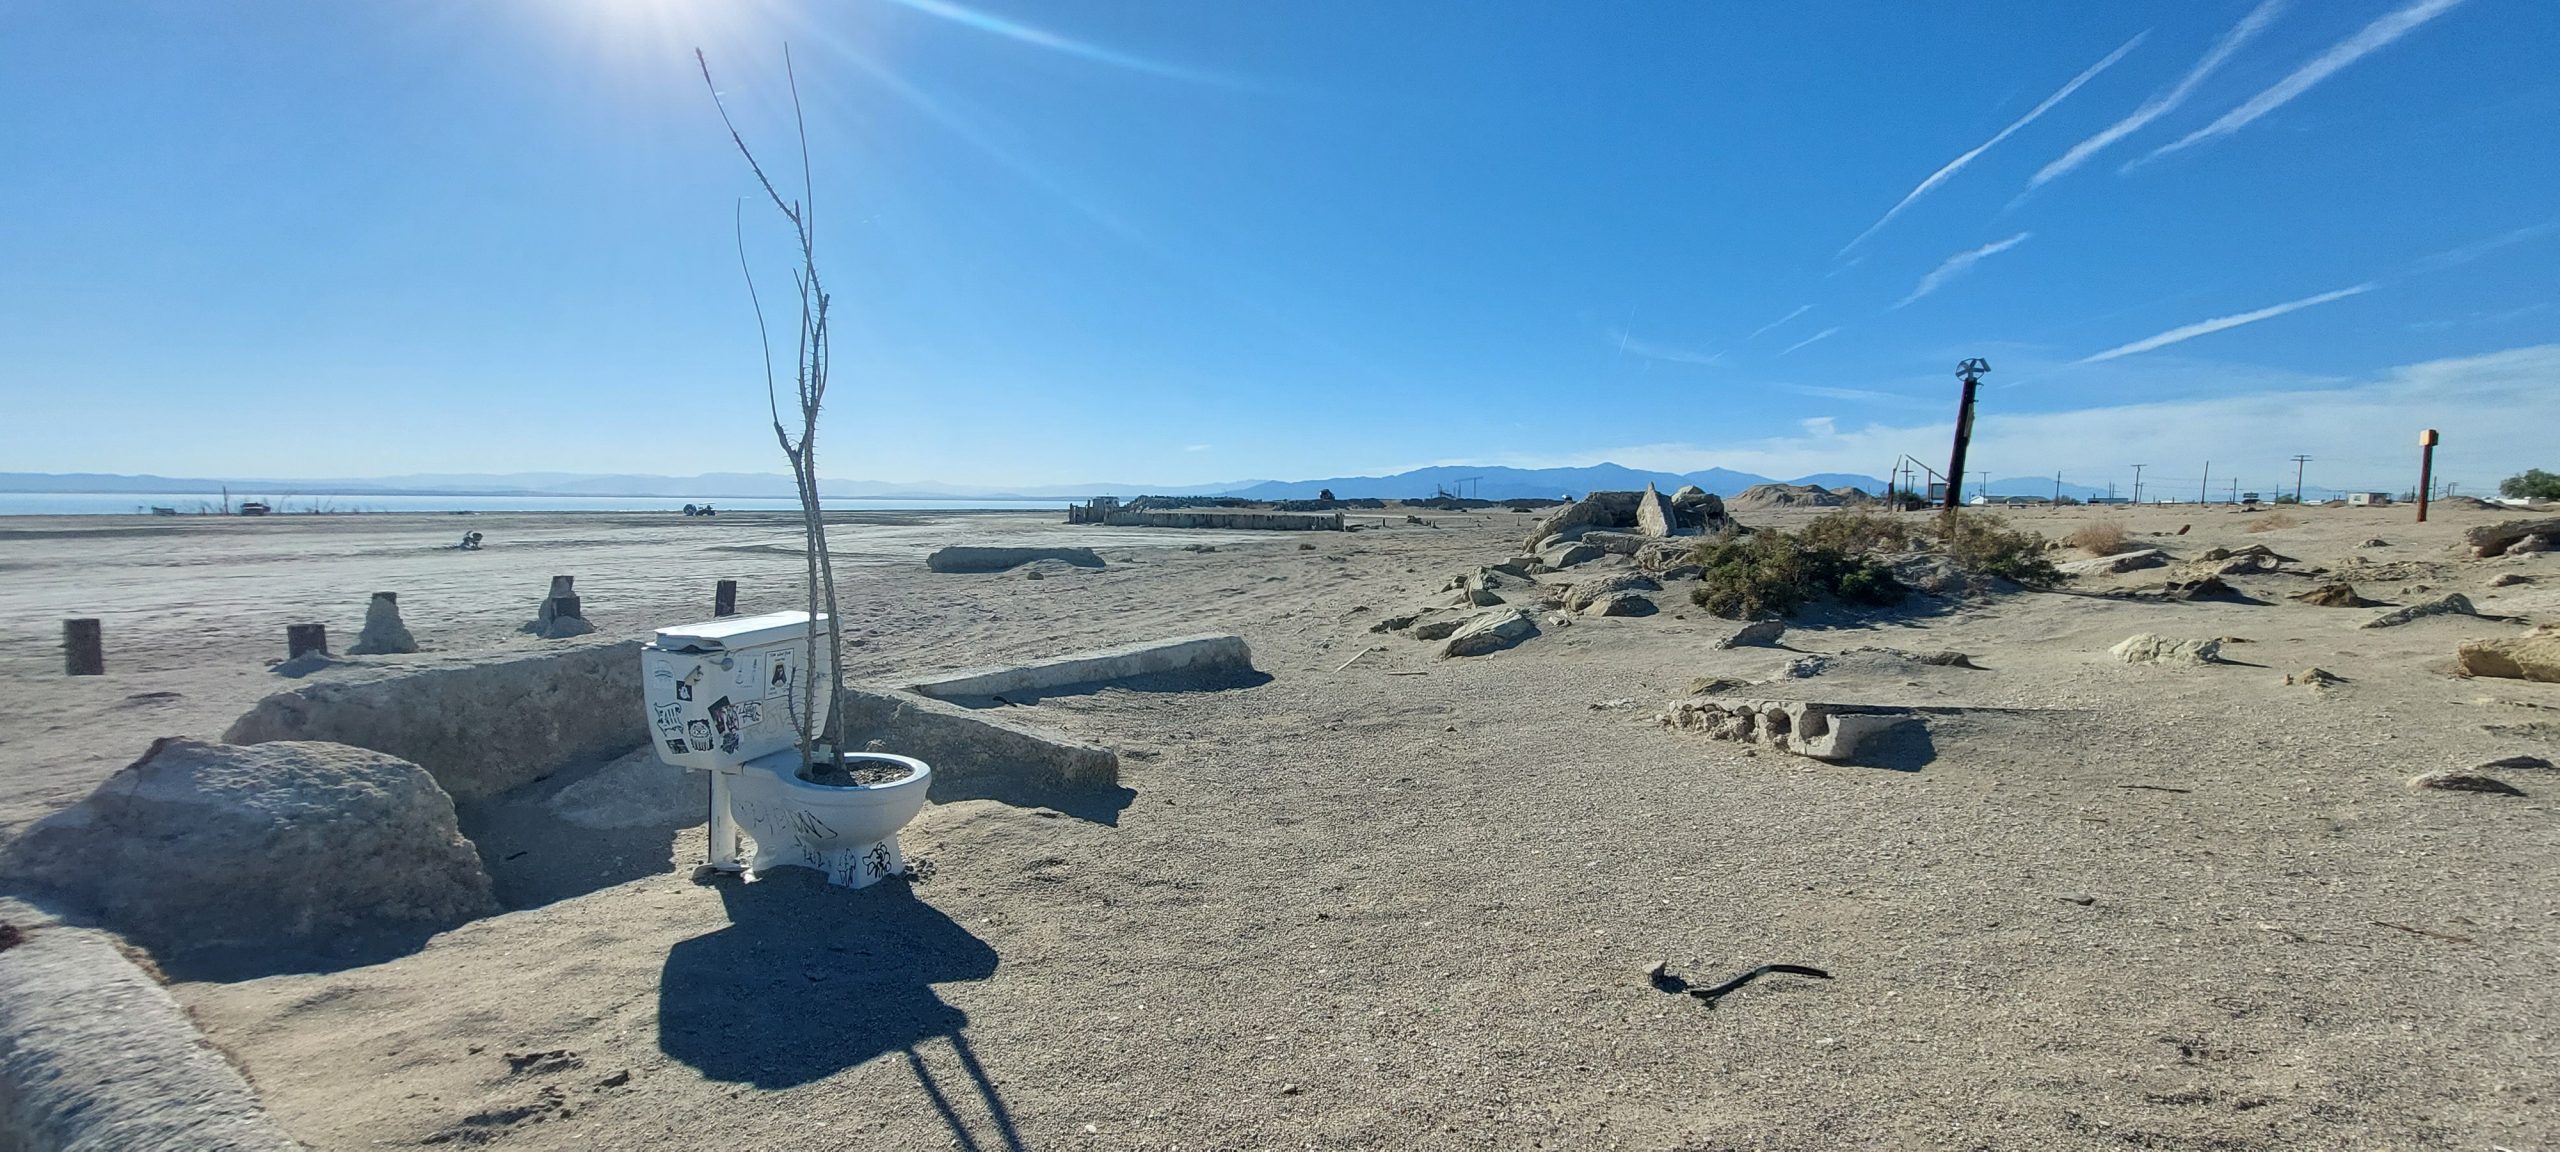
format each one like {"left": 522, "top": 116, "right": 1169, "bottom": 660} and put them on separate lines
{"left": 3, "top": 502, "right": 2557, "bottom": 1150}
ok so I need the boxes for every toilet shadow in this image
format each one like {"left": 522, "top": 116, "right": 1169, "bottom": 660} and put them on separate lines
{"left": 658, "top": 871, "right": 1021, "bottom": 1148}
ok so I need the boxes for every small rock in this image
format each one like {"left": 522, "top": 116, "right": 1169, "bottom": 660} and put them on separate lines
{"left": 596, "top": 1070, "right": 632, "bottom": 1089}
{"left": 1716, "top": 619, "right": 1786, "bottom": 649}
{"left": 2455, "top": 625, "right": 2560, "bottom": 683}
{"left": 2487, "top": 573, "right": 2529, "bottom": 588}
{"left": 2058, "top": 549, "right": 2168, "bottom": 577}
{"left": 2359, "top": 538, "right": 2391, "bottom": 548}
{"left": 2406, "top": 769, "right": 2525, "bottom": 796}
{"left": 1411, "top": 617, "right": 1466, "bottom": 642}
{"left": 1438, "top": 609, "right": 1538, "bottom": 658}
{"left": 1580, "top": 590, "right": 1655, "bottom": 617}
{"left": 2059, "top": 894, "right": 2096, "bottom": 907}
{"left": 1777, "top": 655, "right": 1832, "bottom": 679}
{"left": 1589, "top": 698, "right": 1639, "bottom": 711}
{"left": 2286, "top": 667, "right": 2342, "bottom": 687}
{"left": 1687, "top": 676, "right": 1749, "bottom": 696}
{"left": 1368, "top": 613, "right": 1419, "bottom": 634}
{"left": 2292, "top": 583, "right": 2376, "bottom": 608}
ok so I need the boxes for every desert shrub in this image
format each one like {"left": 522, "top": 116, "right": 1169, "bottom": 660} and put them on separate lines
{"left": 1798, "top": 509, "right": 1924, "bottom": 556}
{"left": 2244, "top": 512, "right": 2301, "bottom": 533}
{"left": 2500, "top": 469, "right": 2560, "bottom": 500}
{"left": 2062, "top": 522, "right": 2133, "bottom": 556}
{"left": 1689, "top": 530, "right": 1903, "bottom": 619}
{"left": 1933, "top": 510, "right": 2059, "bottom": 585}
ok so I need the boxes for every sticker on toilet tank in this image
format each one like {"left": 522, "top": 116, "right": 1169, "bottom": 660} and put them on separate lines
{"left": 708, "top": 696, "right": 738, "bottom": 736}
{"left": 765, "top": 653, "right": 793, "bottom": 699}
{"left": 686, "top": 719, "right": 713, "bottom": 751}
{"left": 665, "top": 737, "right": 689, "bottom": 756}
{"left": 652, "top": 703, "right": 683, "bottom": 734}
{"left": 733, "top": 655, "right": 762, "bottom": 690}
{"left": 736, "top": 700, "right": 763, "bottom": 728}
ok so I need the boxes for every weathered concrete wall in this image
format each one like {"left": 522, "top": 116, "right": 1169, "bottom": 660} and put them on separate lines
{"left": 0, "top": 900, "right": 301, "bottom": 1152}
{"left": 907, "top": 634, "right": 1253, "bottom": 701}
{"left": 840, "top": 687, "right": 1118, "bottom": 800}
{"left": 1103, "top": 511, "right": 1343, "bottom": 531}
{"left": 926, "top": 546, "right": 1106, "bottom": 573}
{"left": 222, "top": 641, "right": 647, "bottom": 803}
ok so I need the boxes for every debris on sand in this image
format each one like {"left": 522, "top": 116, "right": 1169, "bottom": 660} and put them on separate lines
{"left": 1646, "top": 959, "right": 1834, "bottom": 1006}
{"left": 2110, "top": 634, "right": 2223, "bottom": 666}
{"left": 1438, "top": 609, "right": 1538, "bottom": 658}
{"left": 1687, "top": 676, "right": 1750, "bottom": 696}
{"left": 1715, "top": 619, "right": 1786, "bottom": 649}
{"left": 2361, "top": 592, "right": 2476, "bottom": 629}
{"left": 2487, "top": 573, "right": 2531, "bottom": 588}
{"left": 2457, "top": 625, "right": 2560, "bottom": 683}
{"left": 2360, "top": 538, "right": 2391, "bottom": 548}
{"left": 2479, "top": 754, "right": 2555, "bottom": 772}
{"left": 1411, "top": 617, "right": 1467, "bottom": 641}
{"left": 2286, "top": 667, "right": 2344, "bottom": 688}
{"left": 1659, "top": 698, "right": 1916, "bottom": 763}
{"left": 2466, "top": 517, "right": 2560, "bottom": 558}
{"left": 522, "top": 575, "right": 593, "bottom": 639}
{"left": 1368, "top": 613, "right": 1420, "bottom": 634}
{"left": 2162, "top": 576, "right": 2249, "bottom": 603}
{"left": 1524, "top": 489, "right": 1727, "bottom": 553}
{"left": 2057, "top": 548, "right": 2168, "bottom": 577}
{"left": 1777, "top": 655, "right": 1832, "bottom": 678}
{"left": 2405, "top": 769, "right": 2525, "bottom": 796}
{"left": 2293, "top": 583, "right": 2379, "bottom": 608}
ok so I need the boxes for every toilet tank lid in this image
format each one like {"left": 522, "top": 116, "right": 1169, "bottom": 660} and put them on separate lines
{"left": 650, "top": 610, "right": 831, "bottom": 652}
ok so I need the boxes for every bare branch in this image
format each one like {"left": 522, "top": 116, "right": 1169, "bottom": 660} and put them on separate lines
{"left": 734, "top": 199, "right": 791, "bottom": 446}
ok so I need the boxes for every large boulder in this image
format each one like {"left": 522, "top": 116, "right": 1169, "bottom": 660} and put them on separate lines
{"left": 1563, "top": 572, "right": 1661, "bottom": 612}
{"left": 0, "top": 739, "right": 496, "bottom": 960}
{"left": 1538, "top": 541, "right": 1605, "bottom": 569}
{"left": 2457, "top": 625, "right": 2560, "bottom": 683}
{"left": 1635, "top": 484, "right": 1677, "bottom": 538}
{"left": 1439, "top": 610, "right": 1538, "bottom": 658}
{"left": 1523, "top": 491, "right": 1645, "bottom": 552}
{"left": 1669, "top": 486, "right": 1726, "bottom": 534}
{"left": 2467, "top": 518, "right": 2560, "bottom": 558}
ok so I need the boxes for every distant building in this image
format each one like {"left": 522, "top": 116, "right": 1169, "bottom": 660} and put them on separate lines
{"left": 2347, "top": 492, "right": 2393, "bottom": 507}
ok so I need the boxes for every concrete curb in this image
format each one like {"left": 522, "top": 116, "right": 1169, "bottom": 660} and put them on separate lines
{"left": 0, "top": 900, "right": 301, "bottom": 1152}
{"left": 907, "top": 634, "right": 1254, "bottom": 701}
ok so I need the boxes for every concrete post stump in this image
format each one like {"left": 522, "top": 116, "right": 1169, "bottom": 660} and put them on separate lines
{"left": 286, "top": 624, "right": 329, "bottom": 660}
{"left": 347, "top": 591, "right": 419, "bottom": 655}
{"left": 715, "top": 579, "right": 738, "bottom": 618}
{"left": 524, "top": 575, "right": 594, "bottom": 639}
{"left": 63, "top": 619, "right": 104, "bottom": 676}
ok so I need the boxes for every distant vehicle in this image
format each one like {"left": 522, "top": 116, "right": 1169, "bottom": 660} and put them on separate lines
{"left": 2241, "top": 492, "right": 2261, "bottom": 505}
{"left": 148, "top": 506, "right": 178, "bottom": 516}
{"left": 237, "top": 501, "right": 271, "bottom": 516}
{"left": 681, "top": 503, "right": 718, "bottom": 517}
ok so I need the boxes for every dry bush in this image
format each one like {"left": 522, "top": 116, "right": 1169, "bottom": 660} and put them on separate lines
{"left": 2245, "top": 512, "right": 2302, "bottom": 533}
{"left": 2063, "top": 522, "right": 2133, "bottom": 556}
{"left": 1798, "top": 509, "right": 1924, "bottom": 556}
{"left": 1934, "top": 510, "right": 2061, "bottom": 584}
{"left": 1689, "top": 530, "right": 1904, "bottom": 619}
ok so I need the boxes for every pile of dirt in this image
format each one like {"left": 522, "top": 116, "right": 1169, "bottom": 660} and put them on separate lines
{"left": 1728, "top": 483, "right": 1874, "bottom": 511}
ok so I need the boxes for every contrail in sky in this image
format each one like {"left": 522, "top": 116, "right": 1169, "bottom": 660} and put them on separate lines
{"left": 879, "top": 0, "right": 1240, "bottom": 86}
{"left": 2076, "top": 283, "right": 2375, "bottom": 363}
{"left": 1777, "top": 327, "right": 1842, "bottom": 357}
{"left": 2031, "top": 0, "right": 2283, "bottom": 189}
{"left": 1896, "top": 232, "right": 2031, "bottom": 308}
{"left": 1839, "top": 32, "right": 2146, "bottom": 255}
{"left": 2137, "top": 0, "right": 2464, "bottom": 166}
{"left": 1748, "top": 305, "right": 1812, "bottom": 339}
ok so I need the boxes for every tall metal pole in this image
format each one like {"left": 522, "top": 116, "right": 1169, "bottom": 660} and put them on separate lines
{"left": 2131, "top": 464, "right": 2146, "bottom": 506}
{"left": 2417, "top": 429, "right": 2438, "bottom": 523}
{"left": 2290, "top": 455, "right": 2310, "bottom": 504}
{"left": 1943, "top": 359, "right": 1989, "bottom": 511}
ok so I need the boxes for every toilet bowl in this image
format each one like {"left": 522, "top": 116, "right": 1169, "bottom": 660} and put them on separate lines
{"left": 722, "top": 751, "right": 933, "bottom": 888}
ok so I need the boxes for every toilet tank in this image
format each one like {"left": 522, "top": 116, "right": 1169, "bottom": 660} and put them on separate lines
{"left": 641, "top": 610, "right": 835, "bottom": 774}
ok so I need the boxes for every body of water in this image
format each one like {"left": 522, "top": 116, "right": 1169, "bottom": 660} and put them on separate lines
{"left": 0, "top": 492, "right": 1073, "bottom": 516}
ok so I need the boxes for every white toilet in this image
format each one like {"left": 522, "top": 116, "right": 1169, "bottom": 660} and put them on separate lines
{"left": 641, "top": 611, "right": 932, "bottom": 888}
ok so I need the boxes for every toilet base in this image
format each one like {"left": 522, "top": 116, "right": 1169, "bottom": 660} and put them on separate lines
{"left": 745, "top": 832, "right": 905, "bottom": 889}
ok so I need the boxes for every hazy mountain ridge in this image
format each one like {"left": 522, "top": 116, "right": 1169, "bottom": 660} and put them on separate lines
{"left": 0, "top": 464, "right": 1888, "bottom": 502}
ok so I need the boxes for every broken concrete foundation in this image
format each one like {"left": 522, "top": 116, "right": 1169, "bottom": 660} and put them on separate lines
{"left": 1658, "top": 698, "right": 1919, "bottom": 763}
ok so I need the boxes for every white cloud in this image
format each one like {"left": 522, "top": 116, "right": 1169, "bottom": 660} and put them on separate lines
{"left": 1612, "top": 331, "right": 1724, "bottom": 366}
{"left": 2031, "top": 0, "right": 2283, "bottom": 189}
{"left": 1748, "top": 305, "right": 1813, "bottom": 340}
{"left": 1183, "top": 443, "right": 1211, "bottom": 452}
{"left": 1777, "top": 327, "right": 1842, "bottom": 357}
{"left": 1897, "top": 232, "right": 2032, "bottom": 308}
{"left": 1485, "top": 344, "right": 2560, "bottom": 493}
{"left": 2138, "top": 0, "right": 2465, "bottom": 166}
{"left": 1840, "top": 32, "right": 2145, "bottom": 254}
{"left": 2076, "top": 283, "right": 2376, "bottom": 363}
{"left": 1801, "top": 416, "right": 1838, "bottom": 437}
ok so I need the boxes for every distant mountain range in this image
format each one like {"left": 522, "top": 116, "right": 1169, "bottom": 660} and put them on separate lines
{"left": 0, "top": 464, "right": 1893, "bottom": 502}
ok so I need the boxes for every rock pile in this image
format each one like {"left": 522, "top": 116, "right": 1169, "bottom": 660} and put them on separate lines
{"left": 2467, "top": 518, "right": 2560, "bottom": 558}
{"left": 1727, "top": 483, "right": 1874, "bottom": 511}
{"left": 1524, "top": 486, "right": 1727, "bottom": 554}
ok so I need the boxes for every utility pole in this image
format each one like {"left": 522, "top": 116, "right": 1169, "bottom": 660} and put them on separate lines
{"left": 1943, "top": 359, "right": 1989, "bottom": 511}
{"left": 2130, "top": 464, "right": 2146, "bottom": 506}
{"left": 2199, "top": 461, "right": 2210, "bottom": 506}
{"left": 2053, "top": 471, "right": 2062, "bottom": 506}
{"left": 2417, "top": 428, "right": 2438, "bottom": 523}
{"left": 2228, "top": 479, "right": 2239, "bottom": 505}
{"left": 2290, "top": 454, "right": 2310, "bottom": 504}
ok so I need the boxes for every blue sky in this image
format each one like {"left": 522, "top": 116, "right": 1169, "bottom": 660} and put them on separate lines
{"left": 2, "top": 0, "right": 2554, "bottom": 495}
